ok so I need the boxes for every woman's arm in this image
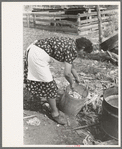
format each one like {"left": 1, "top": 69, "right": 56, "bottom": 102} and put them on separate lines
{"left": 71, "top": 63, "right": 80, "bottom": 83}
{"left": 64, "top": 62, "right": 75, "bottom": 90}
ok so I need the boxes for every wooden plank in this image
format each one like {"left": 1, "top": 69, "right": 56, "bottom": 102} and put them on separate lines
{"left": 34, "top": 24, "right": 77, "bottom": 33}
{"left": 35, "top": 22, "right": 76, "bottom": 28}
{"left": 79, "top": 21, "right": 98, "bottom": 27}
{"left": 36, "top": 21, "right": 50, "bottom": 25}
{"left": 55, "top": 25, "right": 77, "bottom": 32}
{"left": 80, "top": 9, "right": 117, "bottom": 17}
{"left": 23, "top": 12, "right": 77, "bottom": 18}
{"left": 35, "top": 16, "right": 66, "bottom": 20}
{"left": 78, "top": 22, "right": 108, "bottom": 30}
{"left": 79, "top": 22, "right": 97, "bottom": 28}
{"left": 78, "top": 26, "right": 98, "bottom": 32}
{"left": 35, "top": 18, "right": 77, "bottom": 26}
{"left": 77, "top": 9, "right": 117, "bottom": 18}
{"left": 78, "top": 25, "right": 107, "bottom": 33}
{"left": 79, "top": 18, "right": 98, "bottom": 24}
{"left": 55, "top": 26, "right": 77, "bottom": 33}
{"left": 79, "top": 30, "right": 98, "bottom": 35}
{"left": 54, "top": 20, "right": 77, "bottom": 26}
{"left": 35, "top": 18, "right": 54, "bottom": 22}
{"left": 101, "top": 9, "right": 118, "bottom": 15}
{"left": 79, "top": 11, "right": 97, "bottom": 17}
{"left": 79, "top": 16, "right": 110, "bottom": 25}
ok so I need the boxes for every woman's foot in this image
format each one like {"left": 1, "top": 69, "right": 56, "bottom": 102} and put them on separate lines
{"left": 52, "top": 115, "right": 66, "bottom": 125}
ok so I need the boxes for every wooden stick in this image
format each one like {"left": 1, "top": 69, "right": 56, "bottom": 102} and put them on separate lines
{"left": 73, "top": 123, "right": 100, "bottom": 130}
{"left": 23, "top": 115, "right": 36, "bottom": 119}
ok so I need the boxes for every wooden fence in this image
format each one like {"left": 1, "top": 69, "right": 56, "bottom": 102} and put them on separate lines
{"left": 23, "top": 9, "right": 118, "bottom": 35}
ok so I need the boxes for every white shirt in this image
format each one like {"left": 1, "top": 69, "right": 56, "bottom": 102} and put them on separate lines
{"left": 27, "top": 44, "right": 53, "bottom": 82}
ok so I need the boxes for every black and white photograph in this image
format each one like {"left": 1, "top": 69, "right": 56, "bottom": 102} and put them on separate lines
{"left": 2, "top": 1, "right": 121, "bottom": 147}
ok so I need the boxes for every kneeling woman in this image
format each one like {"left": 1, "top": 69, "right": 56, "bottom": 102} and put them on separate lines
{"left": 24, "top": 37, "right": 93, "bottom": 125}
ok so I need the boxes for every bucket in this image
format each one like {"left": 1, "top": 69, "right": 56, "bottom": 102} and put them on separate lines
{"left": 101, "top": 86, "right": 118, "bottom": 140}
{"left": 59, "top": 83, "right": 88, "bottom": 117}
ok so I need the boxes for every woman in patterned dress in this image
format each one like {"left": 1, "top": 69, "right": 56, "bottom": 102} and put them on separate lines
{"left": 24, "top": 36, "right": 93, "bottom": 125}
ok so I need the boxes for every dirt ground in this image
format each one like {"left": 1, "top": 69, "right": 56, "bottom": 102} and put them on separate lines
{"left": 23, "top": 27, "right": 118, "bottom": 146}
{"left": 24, "top": 110, "right": 85, "bottom": 145}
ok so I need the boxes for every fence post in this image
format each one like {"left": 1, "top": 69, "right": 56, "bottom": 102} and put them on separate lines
{"left": 33, "top": 14, "right": 36, "bottom": 27}
{"left": 88, "top": 8, "right": 92, "bottom": 19}
{"left": 96, "top": 5, "right": 102, "bottom": 50}
{"left": 27, "top": 14, "right": 30, "bottom": 28}
{"left": 77, "top": 13, "right": 80, "bottom": 35}
{"left": 54, "top": 16, "right": 56, "bottom": 32}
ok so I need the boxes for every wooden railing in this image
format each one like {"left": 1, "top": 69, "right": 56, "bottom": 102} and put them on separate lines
{"left": 23, "top": 9, "right": 118, "bottom": 35}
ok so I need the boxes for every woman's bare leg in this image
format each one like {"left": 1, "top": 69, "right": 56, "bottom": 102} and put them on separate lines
{"left": 47, "top": 98, "right": 59, "bottom": 117}
{"left": 47, "top": 98, "right": 66, "bottom": 125}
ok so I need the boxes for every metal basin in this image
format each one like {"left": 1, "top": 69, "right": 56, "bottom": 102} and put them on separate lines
{"left": 101, "top": 86, "right": 118, "bottom": 140}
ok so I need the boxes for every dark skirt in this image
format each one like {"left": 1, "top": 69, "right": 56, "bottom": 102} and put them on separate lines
{"left": 26, "top": 79, "right": 58, "bottom": 99}
{"left": 24, "top": 51, "right": 58, "bottom": 100}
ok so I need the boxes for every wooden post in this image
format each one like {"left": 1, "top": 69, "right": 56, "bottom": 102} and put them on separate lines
{"left": 77, "top": 13, "right": 80, "bottom": 35}
{"left": 54, "top": 15, "right": 56, "bottom": 32}
{"left": 96, "top": 5, "right": 102, "bottom": 50}
{"left": 27, "top": 14, "right": 30, "bottom": 28}
{"left": 33, "top": 14, "right": 36, "bottom": 27}
{"left": 88, "top": 8, "right": 92, "bottom": 32}
{"left": 88, "top": 8, "right": 92, "bottom": 19}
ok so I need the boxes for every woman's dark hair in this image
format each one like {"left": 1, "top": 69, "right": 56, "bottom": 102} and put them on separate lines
{"left": 76, "top": 37, "right": 93, "bottom": 53}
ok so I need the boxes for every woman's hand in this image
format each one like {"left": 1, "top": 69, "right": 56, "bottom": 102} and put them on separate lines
{"left": 70, "top": 83, "right": 75, "bottom": 91}
{"left": 75, "top": 78, "right": 80, "bottom": 84}
{"left": 71, "top": 63, "right": 80, "bottom": 84}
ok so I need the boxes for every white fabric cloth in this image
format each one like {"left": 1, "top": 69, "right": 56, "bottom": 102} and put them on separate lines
{"left": 27, "top": 44, "right": 53, "bottom": 82}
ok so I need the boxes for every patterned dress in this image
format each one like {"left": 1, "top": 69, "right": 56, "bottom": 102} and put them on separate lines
{"left": 24, "top": 37, "right": 77, "bottom": 99}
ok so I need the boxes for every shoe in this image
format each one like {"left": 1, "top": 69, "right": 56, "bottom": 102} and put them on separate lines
{"left": 52, "top": 115, "right": 66, "bottom": 125}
